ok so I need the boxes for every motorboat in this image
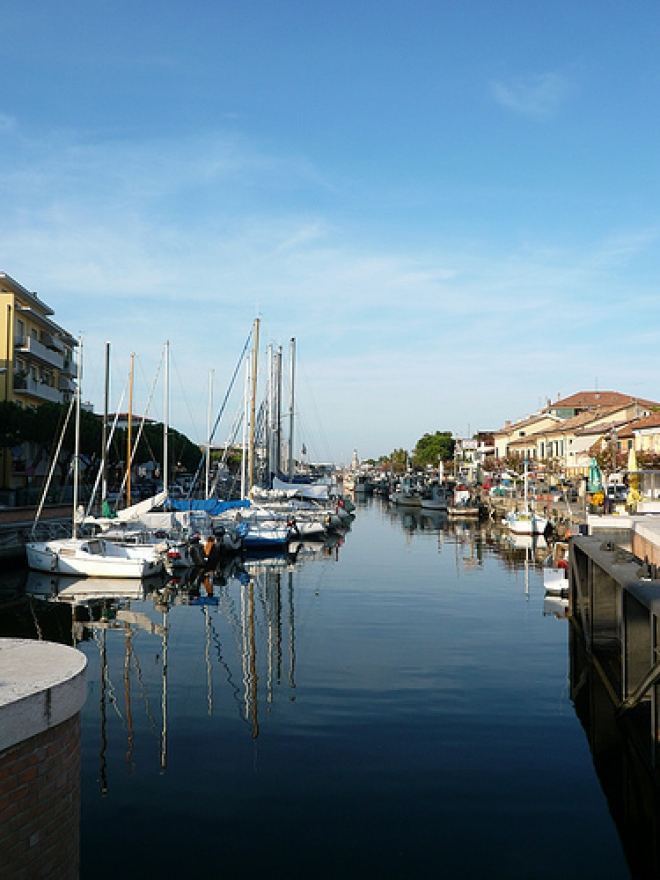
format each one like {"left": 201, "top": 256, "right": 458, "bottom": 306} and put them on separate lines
{"left": 25, "top": 536, "right": 164, "bottom": 578}
{"left": 420, "top": 484, "right": 450, "bottom": 511}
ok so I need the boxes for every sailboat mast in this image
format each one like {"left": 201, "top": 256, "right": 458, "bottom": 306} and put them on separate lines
{"left": 101, "top": 341, "right": 110, "bottom": 504}
{"left": 248, "top": 318, "right": 260, "bottom": 494}
{"left": 288, "top": 337, "right": 295, "bottom": 480}
{"left": 267, "top": 343, "right": 273, "bottom": 486}
{"left": 276, "top": 345, "right": 282, "bottom": 478}
{"left": 72, "top": 336, "right": 82, "bottom": 538}
{"left": 127, "top": 353, "right": 134, "bottom": 508}
{"left": 241, "top": 354, "right": 249, "bottom": 499}
{"left": 163, "top": 341, "right": 169, "bottom": 497}
{"left": 205, "top": 368, "right": 214, "bottom": 499}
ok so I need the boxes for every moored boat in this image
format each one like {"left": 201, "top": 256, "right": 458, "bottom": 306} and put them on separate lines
{"left": 26, "top": 536, "right": 163, "bottom": 578}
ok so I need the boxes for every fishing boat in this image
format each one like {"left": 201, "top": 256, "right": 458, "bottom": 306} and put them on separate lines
{"left": 505, "top": 458, "right": 548, "bottom": 536}
{"left": 390, "top": 476, "right": 422, "bottom": 507}
{"left": 447, "top": 484, "right": 483, "bottom": 518}
{"left": 420, "top": 483, "right": 450, "bottom": 511}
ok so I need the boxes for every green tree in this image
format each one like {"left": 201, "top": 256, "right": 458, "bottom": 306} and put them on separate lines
{"left": 388, "top": 448, "right": 409, "bottom": 472}
{"left": 412, "top": 432, "right": 455, "bottom": 469}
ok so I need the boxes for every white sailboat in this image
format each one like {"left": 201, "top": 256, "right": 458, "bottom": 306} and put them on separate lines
{"left": 505, "top": 458, "right": 548, "bottom": 536}
{"left": 26, "top": 340, "right": 164, "bottom": 579}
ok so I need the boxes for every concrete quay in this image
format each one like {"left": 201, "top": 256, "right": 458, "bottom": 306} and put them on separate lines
{"left": 0, "top": 638, "right": 87, "bottom": 877}
{"left": 0, "top": 505, "right": 72, "bottom": 561}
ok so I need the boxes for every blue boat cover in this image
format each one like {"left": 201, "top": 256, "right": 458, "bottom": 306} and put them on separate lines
{"left": 166, "top": 498, "right": 251, "bottom": 515}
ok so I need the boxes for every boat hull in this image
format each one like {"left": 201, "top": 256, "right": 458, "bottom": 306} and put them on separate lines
{"left": 26, "top": 539, "right": 162, "bottom": 579}
{"left": 505, "top": 513, "right": 548, "bottom": 536}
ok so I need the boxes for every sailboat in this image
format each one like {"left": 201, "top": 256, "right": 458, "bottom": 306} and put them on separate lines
{"left": 504, "top": 458, "right": 548, "bottom": 536}
{"left": 25, "top": 341, "right": 164, "bottom": 579}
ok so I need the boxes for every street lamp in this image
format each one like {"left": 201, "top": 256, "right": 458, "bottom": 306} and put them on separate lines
{"left": 610, "top": 428, "right": 618, "bottom": 473}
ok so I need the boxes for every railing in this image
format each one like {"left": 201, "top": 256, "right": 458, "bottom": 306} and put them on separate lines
{"left": 13, "top": 375, "right": 65, "bottom": 403}
{"left": 13, "top": 335, "right": 65, "bottom": 370}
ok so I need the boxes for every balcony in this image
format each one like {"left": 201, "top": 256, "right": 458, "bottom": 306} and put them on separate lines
{"left": 14, "top": 335, "right": 65, "bottom": 371}
{"left": 39, "top": 330, "right": 64, "bottom": 353}
{"left": 58, "top": 375, "right": 76, "bottom": 394}
{"left": 13, "top": 375, "right": 66, "bottom": 404}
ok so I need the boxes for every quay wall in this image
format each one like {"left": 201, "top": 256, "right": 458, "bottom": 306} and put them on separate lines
{"left": 0, "top": 639, "right": 87, "bottom": 879}
{"left": 631, "top": 518, "right": 660, "bottom": 569}
{"left": 0, "top": 506, "right": 72, "bottom": 561}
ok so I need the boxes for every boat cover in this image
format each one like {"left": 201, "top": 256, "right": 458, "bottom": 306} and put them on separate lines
{"left": 166, "top": 498, "right": 251, "bottom": 515}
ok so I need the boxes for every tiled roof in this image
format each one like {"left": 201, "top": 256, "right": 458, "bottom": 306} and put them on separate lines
{"left": 545, "top": 390, "right": 659, "bottom": 410}
{"left": 493, "top": 412, "right": 558, "bottom": 436}
{"left": 542, "top": 408, "right": 620, "bottom": 435}
{"left": 631, "top": 411, "right": 660, "bottom": 431}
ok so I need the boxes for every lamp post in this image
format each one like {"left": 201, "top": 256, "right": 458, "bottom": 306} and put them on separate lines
{"left": 610, "top": 428, "right": 618, "bottom": 474}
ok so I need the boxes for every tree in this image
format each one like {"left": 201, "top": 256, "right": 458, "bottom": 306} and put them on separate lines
{"left": 412, "top": 432, "right": 455, "bottom": 470}
{"left": 382, "top": 448, "right": 409, "bottom": 472}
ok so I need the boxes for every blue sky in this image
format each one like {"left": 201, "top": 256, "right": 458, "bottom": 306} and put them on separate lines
{"left": 2, "top": 1, "right": 660, "bottom": 463}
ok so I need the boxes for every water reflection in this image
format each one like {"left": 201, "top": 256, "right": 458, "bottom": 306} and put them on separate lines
{"left": 570, "top": 625, "right": 660, "bottom": 878}
{"left": 17, "top": 534, "right": 344, "bottom": 793}
{"left": 1, "top": 502, "right": 638, "bottom": 877}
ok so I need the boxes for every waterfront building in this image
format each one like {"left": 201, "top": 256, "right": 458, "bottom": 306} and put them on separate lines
{"left": 493, "top": 412, "right": 561, "bottom": 460}
{"left": 0, "top": 272, "right": 77, "bottom": 408}
{"left": 494, "top": 391, "right": 660, "bottom": 476}
{"left": 630, "top": 412, "right": 660, "bottom": 455}
{"left": 0, "top": 272, "right": 77, "bottom": 488}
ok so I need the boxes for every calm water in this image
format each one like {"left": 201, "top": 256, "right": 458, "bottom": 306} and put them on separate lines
{"left": 4, "top": 501, "right": 632, "bottom": 878}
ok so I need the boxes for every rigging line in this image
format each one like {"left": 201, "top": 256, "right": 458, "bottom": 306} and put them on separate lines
{"left": 104, "top": 660, "right": 125, "bottom": 722}
{"left": 170, "top": 347, "right": 204, "bottom": 446}
{"left": 85, "top": 380, "right": 128, "bottom": 518}
{"left": 207, "top": 613, "right": 251, "bottom": 728}
{"left": 209, "top": 404, "right": 244, "bottom": 496}
{"left": 130, "top": 642, "right": 159, "bottom": 737}
{"left": 31, "top": 393, "right": 76, "bottom": 535}
{"left": 298, "top": 358, "right": 333, "bottom": 462}
{"left": 118, "top": 350, "right": 164, "bottom": 499}
{"left": 187, "top": 327, "right": 254, "bottom": 498}
{"left": 216, "top": 582, "right": 246, "bottom": 650}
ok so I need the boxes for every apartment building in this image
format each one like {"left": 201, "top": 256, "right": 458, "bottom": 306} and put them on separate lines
{"left": 0, "top": 272, "right": 77, "bottom": 408}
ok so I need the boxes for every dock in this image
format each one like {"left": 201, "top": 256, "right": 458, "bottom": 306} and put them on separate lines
{"left": 568, "top": 518, "right": 660, "bottom": 876}
{"left": 0, "top": 506, "right": 72, "bottom": 561}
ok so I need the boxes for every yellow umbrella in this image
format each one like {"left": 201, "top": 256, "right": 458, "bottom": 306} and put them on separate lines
{"left": 627, "top": 445, "right": 640, "bottom": 509}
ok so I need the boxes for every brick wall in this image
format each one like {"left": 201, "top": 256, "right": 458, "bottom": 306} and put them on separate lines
{"left": 0, "top": 714, "right": 81, "bottom": 879}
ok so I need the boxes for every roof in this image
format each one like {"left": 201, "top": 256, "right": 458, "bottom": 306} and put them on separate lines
{"left": 545, "top": 390, "right": 660, "bottom": 411}
{"left": 630, "top": 411, "right": 660, "bottom": 432}
{"left": 493, "top": 412, "right": 559, "bottom": 437}
{"left": 544, "top": 406, "right": 625, "bottom": 436}
{"left": 0, "top": 272, "right": 54, "bottom": 317}
{"left": 575, "top": 417, "right": 630, "bottom": 437}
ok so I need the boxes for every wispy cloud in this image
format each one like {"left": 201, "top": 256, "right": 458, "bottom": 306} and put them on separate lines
{"left": 1, "top": 122, "right": 658, "bottom": 457}
{"left": 0, "top": 113, "right": 16, "bottom": 132}
{"left": 491, "top": 71, "right": 570, "bottom": 119}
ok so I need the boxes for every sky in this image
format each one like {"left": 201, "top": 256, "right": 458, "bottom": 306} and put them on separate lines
{"left": 2, "top": 1, "right": 660, "bottom": 465}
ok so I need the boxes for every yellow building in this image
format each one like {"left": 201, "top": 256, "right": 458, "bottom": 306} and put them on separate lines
{"left": 0, "top": 272, "right": 77, "bottom": 488}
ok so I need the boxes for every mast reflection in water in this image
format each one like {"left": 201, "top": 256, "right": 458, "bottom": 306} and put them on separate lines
{"left": 11, "top": 503, "right": 638, "bottom": 878}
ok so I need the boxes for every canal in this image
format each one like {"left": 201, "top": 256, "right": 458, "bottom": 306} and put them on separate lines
{"left": 1, "top": 499, "right": 633, "bottom": 877}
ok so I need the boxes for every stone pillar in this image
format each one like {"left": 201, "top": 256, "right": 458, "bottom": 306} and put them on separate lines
{"left": 0, "top": 638, "right": 87, "bottom": 879}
